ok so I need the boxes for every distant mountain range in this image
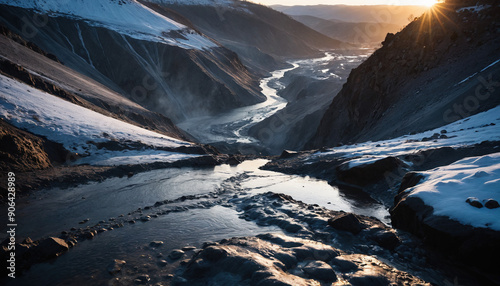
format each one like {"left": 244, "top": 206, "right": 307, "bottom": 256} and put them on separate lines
{"left": 272, "top": 5, "right": 429, "bottom": 46}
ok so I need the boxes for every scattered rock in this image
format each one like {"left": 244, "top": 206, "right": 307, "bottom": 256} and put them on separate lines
{"left": 168, "top": 249, "right": 185, "bottom": 260}
{"left": 107, "top": 259, "right": 126, "bottom": 275}
{"left": 135, "top": 274, "right": 150, "bottom": 284}
{"left": 181, "top": 246, "right": 196, "bottom": 251}
{"left": 466, "top": 197, "right": 483, "bottom": 208}
{"left": 485, "top": 199, "right": 500, "bottom": 209}
{"left": 158, "top": 259, "right": 168, "bottom": 267}
{"left": 302, "top": 260, "right": 337, "bottom": 282}
{"left": 35, "top": 237, "right": 69, "bottom": 260}
{"left": 370, "top": 229, "right": 400, "bottom": 250}
{"left": 328, "top": 213, "right": 365, "bottom": 234}
{"left": 149, "top": 241, "right": 164, "bottom": 248}
{"left": 280, "top": 150, "right": 298, "bottom": 159}
{"left": 227, "top": 156, "right": 241, "bottom": 166}
{"left": 331, "top": 257, "right": 359, "bottom": 272}
{"left": 78, "top": 218, "right": 90, "bottom": 224}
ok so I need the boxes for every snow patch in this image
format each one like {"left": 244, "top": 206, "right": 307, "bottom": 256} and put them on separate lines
{"left": 0, "top": 75, "right": 192, "bottom": 162}
{"left": 313, "top": 105, "right": 500, "bottom": 161}
{"left": 76, "top": 150, "right": 200, "bottom": 166}
{"left": 408, "top": 152, "right": 500, "bottom": 231}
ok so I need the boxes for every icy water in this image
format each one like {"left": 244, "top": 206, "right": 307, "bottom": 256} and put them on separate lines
{"left": 1, "top": 160, "right": 388, "bottom": 285}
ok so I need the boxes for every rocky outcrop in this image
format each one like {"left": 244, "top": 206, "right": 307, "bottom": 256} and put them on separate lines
{"left": 336, "top": 156, "right": 406, "bottom": 186}
{"left": 176, "top": 234, "right": 429, "bottom": 286}
{"left": 308, "top": 1, "right": 500, "bottom": 149}
{"left": 0, "top": 120, "right": 68, "bottom": 173}
{"left": 0, "top": 237, "right": 69, "bottom": 277}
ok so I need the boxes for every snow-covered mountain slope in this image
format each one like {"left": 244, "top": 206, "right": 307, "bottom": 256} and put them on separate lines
{"left": 0, "top": 33, "right": 187, "bottom": 140}
{"left": 0, "top": 0, "right": 216, "bottom": 49}
{"left": 147, "top": 0, "right": 345, "bottom": 73}
{"left": 0, "top": 3, "right": 264, "bottom": 122}
{"left": 147, "top": 0, "right": 234, "bottom": 5}
{"left": 0, "top": 74, "right": 199, "bottom": 165}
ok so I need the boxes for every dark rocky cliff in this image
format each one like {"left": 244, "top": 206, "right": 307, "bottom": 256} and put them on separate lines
{"left": 308, "top": 0, "right": 500, "bottom": 149}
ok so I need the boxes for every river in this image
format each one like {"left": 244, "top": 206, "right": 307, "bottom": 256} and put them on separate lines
{"left": 1, "top": 160, "right": 388, "bottom": 285}
{"left": 177, "top": 51, "right": 370, "bottom": 153}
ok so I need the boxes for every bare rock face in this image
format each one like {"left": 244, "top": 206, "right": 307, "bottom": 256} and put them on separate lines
{"left": 0, "top": 120, "right": 67, "bottom": 173}
{"left": 175, "top": 234, "right": 430, "bottom": 285}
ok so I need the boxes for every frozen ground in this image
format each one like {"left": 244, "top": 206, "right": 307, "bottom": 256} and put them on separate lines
{"left": 0, "top": 75, "right": 196, "bottom": 165}
{"left": 308, "top": 105, "right": 500, "bottom": 164}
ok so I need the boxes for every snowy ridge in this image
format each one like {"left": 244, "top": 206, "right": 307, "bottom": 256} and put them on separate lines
{"left": 0, "top": 74, "right": 197, "bottom": 165}
{"left": 311, "top": 105, "right": 500, "bottom": 162}
{"left": 407, "top": 153, "right": 500, "bottom": 231}
{"left": 145, "top": 0, "right": 234, "bottom": 5}
{"left": 0, "top": 0, "right": 217, "bottom": 49}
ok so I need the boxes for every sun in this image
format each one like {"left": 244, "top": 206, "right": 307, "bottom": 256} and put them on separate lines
{"left": 416, "top": 0, "right": 438, "bottom": 7}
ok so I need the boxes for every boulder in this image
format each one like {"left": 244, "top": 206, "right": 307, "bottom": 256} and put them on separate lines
{"left": 168, "top": 249, "right": 185, "bottom": 260}
{"left": 302, "top": 260, "right": 337, "bottom": 282}
{"left": 328, "top": 213, "right": 365, "bottom": 234}
{"left": 34, "top": 237, "right": 69, "bottom": 260}
{"left": 149, "top": 241, "right": 164, "bottom": 248}
{"left": 370, "top": 229, "right": 400, "bottom": 250}
{"left": 466, "top": 197, "right": 483, "bottom": 208}
{"left": 107, "top": 259, "right": 126, "bottom": 275}
{"left": 279, "top": 150, "right": 299, "bottom": 159}
{"left": 485, "top": 199, "right": 500, "bottom": 209}
{"left": 336, "top": 157, "right": 406, "bottom": 186}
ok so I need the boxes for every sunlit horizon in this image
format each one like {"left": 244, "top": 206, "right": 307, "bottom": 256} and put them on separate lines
{"left": 253, "top": 0, "right": 438, "bottom": 6}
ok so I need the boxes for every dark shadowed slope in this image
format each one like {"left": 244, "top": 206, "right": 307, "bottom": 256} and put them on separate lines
{"left": 308, "top": 1, "right": 500, "bottom": 149}
{"left": 0, "top": 1, "right": 265, "bottom": 123}
{"left": 144, "top": 0, "right": 345, "bottom": 73}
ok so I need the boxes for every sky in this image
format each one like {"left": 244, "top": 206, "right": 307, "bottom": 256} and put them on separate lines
{"left": 254, "top": 0, "right": 437, "bottom": 6}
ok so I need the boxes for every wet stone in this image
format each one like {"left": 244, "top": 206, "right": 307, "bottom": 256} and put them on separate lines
{"left": 149, "top": 241, "right": 164, "bottom": 248}
{"left": 107, "top": 259, "right": 126, "bottom": 275}
{"left": 158, "top": 259, "right": 168, "bottom": 267}
{"left": 182, "top": 246, "right": 196, "bottom": 251}
{"left": 136, "top": 274, "right": 150, "bottom": 283}
{"left": 328, "top": 213, "right": 365, "bottom": 234}
{"left": 168, "top": 249, "right": 185, "bottom": 260}
{"left": 302, "top": 260, "right": 337, "bottom": 282}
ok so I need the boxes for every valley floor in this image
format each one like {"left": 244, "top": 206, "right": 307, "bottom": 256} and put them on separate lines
{"left": 1, "top": 49, "right": 499, "bottom": 286}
